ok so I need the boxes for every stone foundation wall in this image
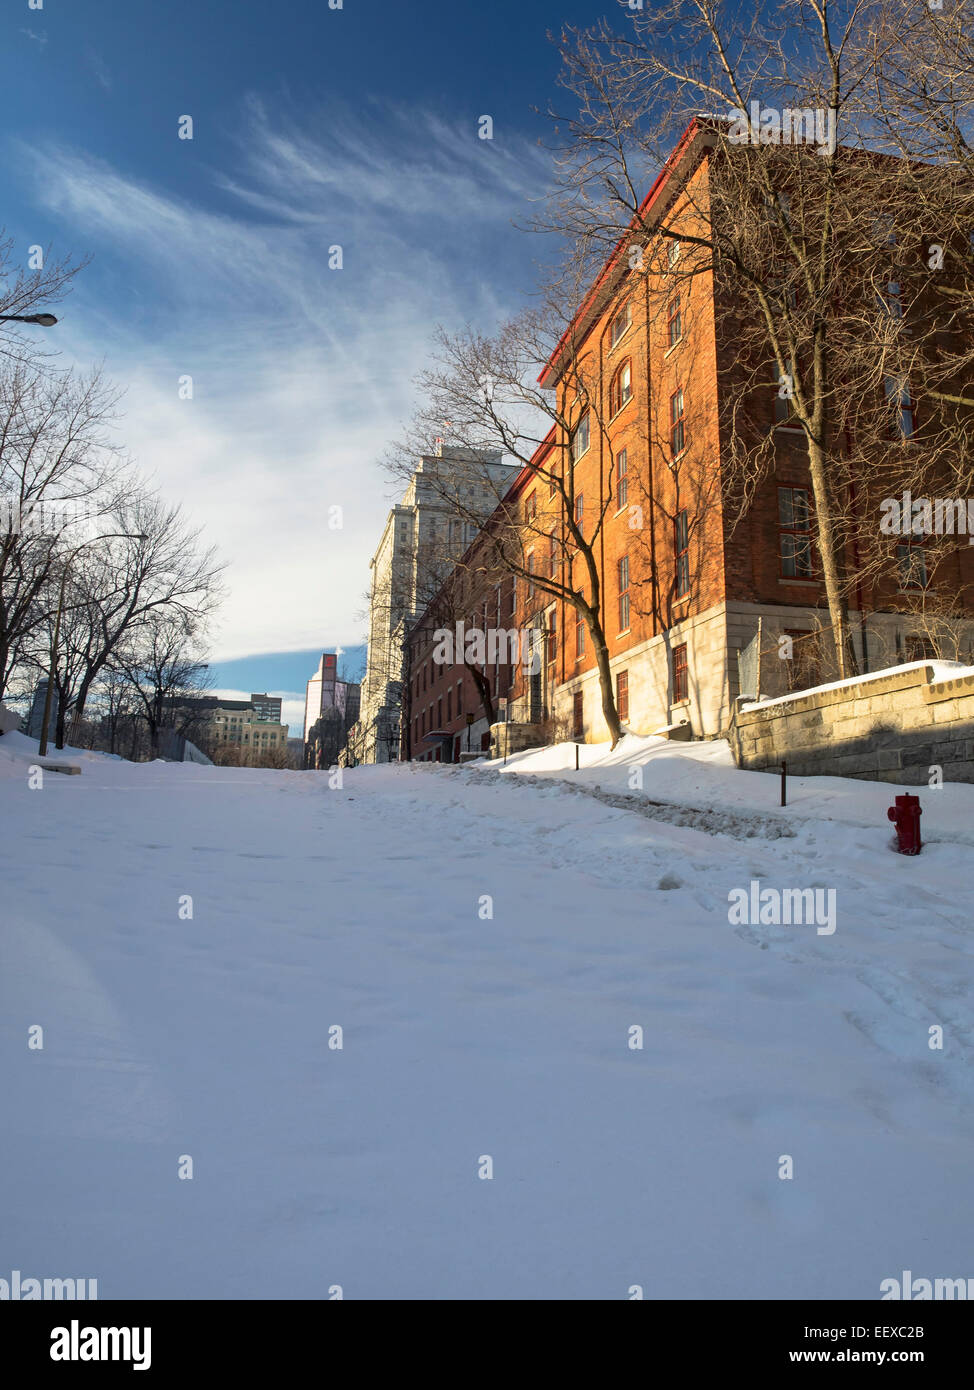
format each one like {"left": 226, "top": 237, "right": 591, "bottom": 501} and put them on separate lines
{"left": 489, "top": 721, "right": 545, "bottom": 760}
{"left": 729, "top": 664, "right": 974, "bottom": 784}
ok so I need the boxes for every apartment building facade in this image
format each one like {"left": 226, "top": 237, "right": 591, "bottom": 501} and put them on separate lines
{"left": 406, "top": 120, "right": 974, "bottom": 751}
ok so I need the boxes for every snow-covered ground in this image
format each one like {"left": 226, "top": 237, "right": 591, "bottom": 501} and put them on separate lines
{"left": 2, "top": 728, "right": 973, "bottom": 1299}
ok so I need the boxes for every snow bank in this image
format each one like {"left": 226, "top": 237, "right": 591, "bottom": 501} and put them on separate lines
{"left": 491, "top": 729, "right": 974, "bottom": 846}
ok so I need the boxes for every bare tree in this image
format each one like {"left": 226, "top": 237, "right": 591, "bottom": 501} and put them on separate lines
{"left": 113, "top": 613, "right": 211, "bottom": 760}
{"left": 536, "top": 0, "right": 974, "bottom": 680}
{"left": 63, "top": 492, "right": 225, "bottom": 744}
{"left": 389, "top": 283, "right": 653, "bottom": 747}
{"left": 0, "top": 361, "right": 128, "bottom": 698}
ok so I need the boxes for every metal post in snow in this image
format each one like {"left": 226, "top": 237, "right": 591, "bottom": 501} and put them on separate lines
{"left": 575, "top": 742, "right": 579, "bottom": 771}
{"left": 781, "top": 759, "right": 787, "bottom": 807}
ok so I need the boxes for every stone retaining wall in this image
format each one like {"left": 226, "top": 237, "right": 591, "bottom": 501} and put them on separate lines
{"left": 728, "top": 665, "right": 974, "bottom": 784}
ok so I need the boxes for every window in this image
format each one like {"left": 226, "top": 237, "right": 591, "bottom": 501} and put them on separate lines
{"left": 667, "top": 239, "right": 681, "bottom": 269}
{"left": 609, "top": 360, "right": 632, "bottom": 416}
{"left": 616, "top": 448, "right": 628, "bottom": 509}
{"left": 670, "top": 388, "right": 686, "bottom": 457}
{"left": 437, "top": 697, "right": 443, "bottom": 727}
{"left": 525, "top": 491, "right": 537, "bottom": 522}
{"left": 778, "top": 486, "right": 813, "bottom": 578}
{"left": 766, "top": 190, "right": 791, "bottom": 227}
{"left": 571, "top": 411, "right": 590, "bottom": 462}
{"left": 774, "top": 360, "right": 797, "bottom": 425}
{"left": 456, "top": 680, "right": 463, "bottom": 716}
{"left": 618, "top": 554, "right": 631, "bottom": 631}
{"left": 871, "top": 215, "right": 896, "bottom": 246}
{"left": 548, "top": 534, "right": 558, "bottom": 579}
{"left": 446, "top": 687, "right": 452, "bottom": 722}
{"left": 885, "top": 378, "right": 916, "bottom": 439}
{"left": 574, "top": 493, "right": 584, "bottom": 530}
{"left": 616, "top": 669, "right": 629, "bottom": 723}
{"left": 777, "top": 275, "right": 798, "bottom": 312}
{"left": 879, "top": 281, "right": 903, "bottom": 321}
{"left": 897, "top": 540, "right": 928, "bottom": 589}
{"left": 547, "top": 606, "right": 558, "bottom": 664}
{"left": 673, "top": 643, "right": 688, "bottom": 702}
{"left": 572, "top": 689, "right": 584, "bottom": 739}
{"left": 611, "top": 300, "right": 632, "bottom": 347}
{"left": 527, "top": 551, "right": 535, "bottom": 597}
{"left": 548, "top": 464, "right": 559, "bottom": 498}
{"left": 675, "top": 509, "right": 690, "bottom": 597}
{"left": 667, "top": 296, "right": 682, "bottom": 347}
{"left": 576, "top": 609, "right": 586, "bottom": 658}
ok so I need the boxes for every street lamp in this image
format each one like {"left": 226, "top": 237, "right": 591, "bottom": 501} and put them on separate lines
{"left": 38, "top": 530, "right": 147, "bottom": 757}
{"left": 0, "top": 313, "right": 58, "bottom": 327}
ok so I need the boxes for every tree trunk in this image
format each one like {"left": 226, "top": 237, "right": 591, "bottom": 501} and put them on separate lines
{"left": 592, "top": 622, "right": 623, "bottom": 747}
{"left": 805, "top": 436, "right": 857, "bottom": 681}
{"left": 55, "top": 690, "right": 68, "bottom": 750}
{"left": 69, "top": 669, "right": 98, "bottom": 745}
{"left": 467, "top": 663, "right": 496, "bottom": 727}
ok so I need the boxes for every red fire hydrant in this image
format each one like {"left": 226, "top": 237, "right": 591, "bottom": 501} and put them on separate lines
{"left": 887, "top": 793, "right": 922, "bottom": 855}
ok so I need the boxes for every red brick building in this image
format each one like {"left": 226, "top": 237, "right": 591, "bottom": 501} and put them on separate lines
{"left": 407, "top": 120, "right": 974, "bottom": 753}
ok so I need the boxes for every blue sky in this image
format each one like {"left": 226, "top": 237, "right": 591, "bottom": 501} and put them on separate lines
{"left": 4, "top": 0, "right": 613, "bottom": 728}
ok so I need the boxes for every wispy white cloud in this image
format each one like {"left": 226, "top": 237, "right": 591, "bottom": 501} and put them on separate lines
{"left": 12, "top": 97, "right": 549, "bottom": 664}
{"left": 86, "top": 49, "right": 112, "bottom": 92}
{"left": 20, "top": 28, "right": 47, "bottom": 49}
{"left": 219, "top": 94, "right": 551, "bottom": 225}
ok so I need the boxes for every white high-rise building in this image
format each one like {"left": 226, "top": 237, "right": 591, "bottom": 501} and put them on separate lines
{"left": 356, "top": 443, "right": 513, "bottom": 763}
{"left": 303, "top": 653, "right": 361, "bottom": 768}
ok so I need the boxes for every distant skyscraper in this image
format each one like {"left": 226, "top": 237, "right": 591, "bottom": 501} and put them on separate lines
{"left": 304, "top": 654, "right": 339, "bottom": 741}
{"left": 303, "top": 654, "right": 360, "bottom": 767}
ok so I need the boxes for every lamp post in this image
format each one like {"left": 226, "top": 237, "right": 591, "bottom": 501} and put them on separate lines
{"left": 0, "top": 313, "right": 58, "bottom": 327}
{"left": 39, "top": 530, "right": 146, "bottom": 757}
